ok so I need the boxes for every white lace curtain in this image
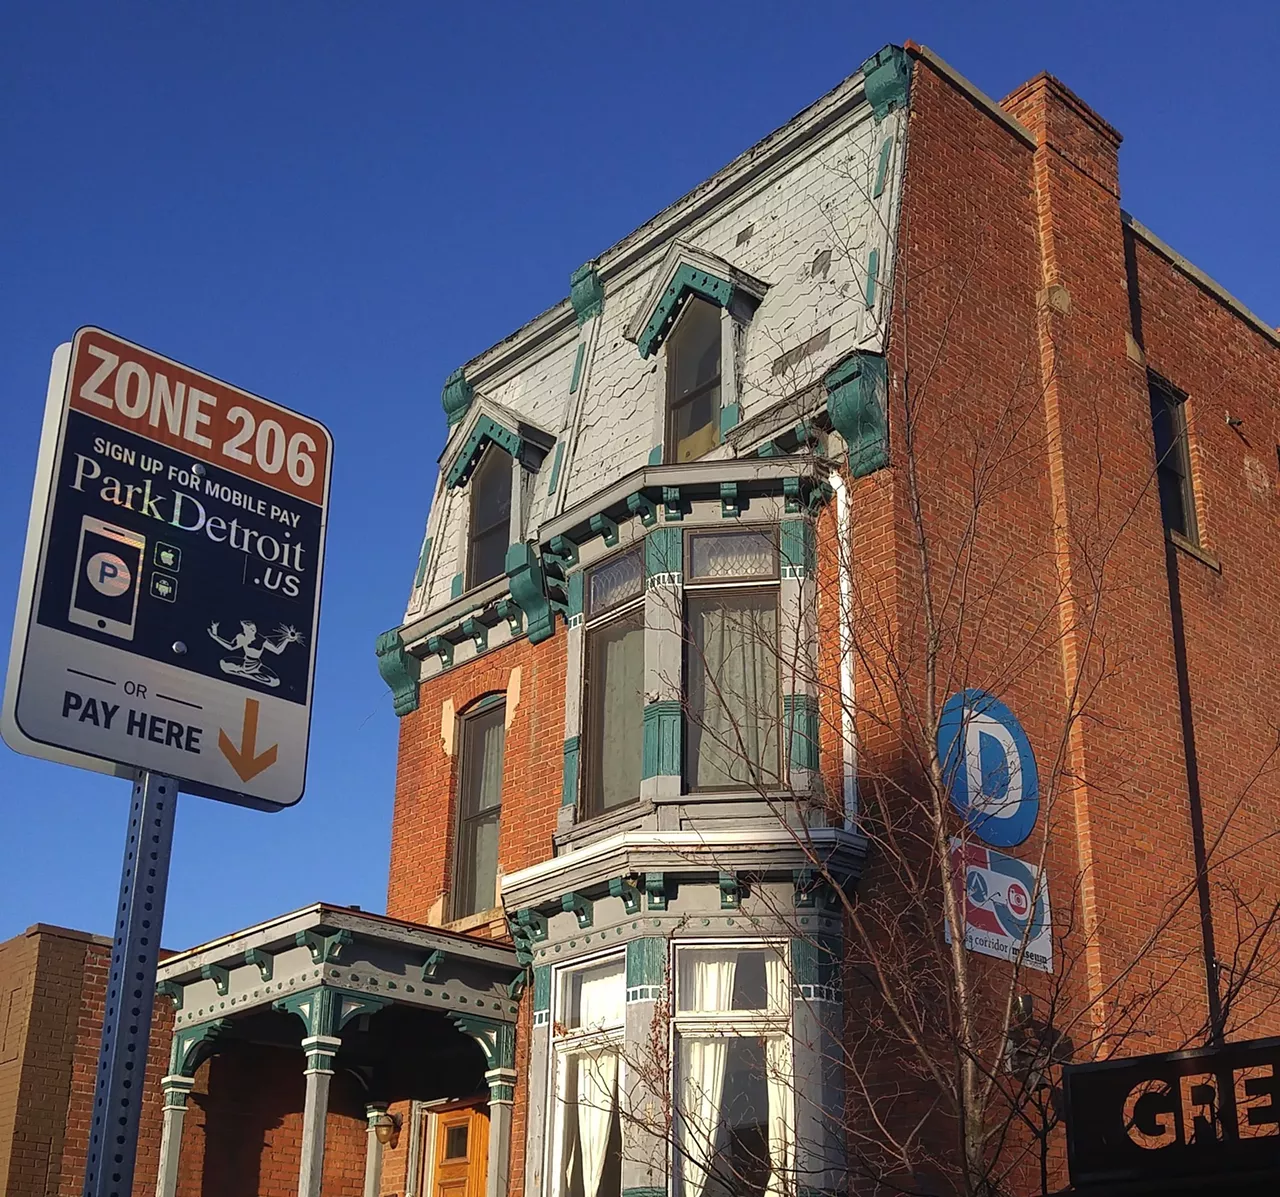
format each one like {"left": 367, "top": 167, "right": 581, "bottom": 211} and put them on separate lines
{"left": 575, "top": 967, "right": 623, "bottom": 1197}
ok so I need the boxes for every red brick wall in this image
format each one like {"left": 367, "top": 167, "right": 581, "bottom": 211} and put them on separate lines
{"left": 174, "top": 1039, "right": 368, "bottom": 1197}
{"left": 387, "top": 632, "right": 566, "bottom": 928}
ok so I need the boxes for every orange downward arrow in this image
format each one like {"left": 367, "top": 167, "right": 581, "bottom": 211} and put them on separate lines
{"left": 218, "top": 698, "right": 279, "bottom": 782}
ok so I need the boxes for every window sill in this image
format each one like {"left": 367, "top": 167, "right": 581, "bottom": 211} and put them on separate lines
{"left": 443, "top": 906, "right": 508, "bottom": 936}
{"left": 654, "top": 788, "right": 791, "bottom": 804}
{"left": 554, "top": 798, "right": 654, "bottom": 851}
{"left": 1168, "top": 530, "right": 1221, "bottom": 573}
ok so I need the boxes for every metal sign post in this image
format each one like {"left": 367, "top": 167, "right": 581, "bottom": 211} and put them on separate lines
{"left": 83, "top": 772, "right": 177, "bottom": 1197}
{"left": 2, "top": 330, "right": 333, "bottom": 1197}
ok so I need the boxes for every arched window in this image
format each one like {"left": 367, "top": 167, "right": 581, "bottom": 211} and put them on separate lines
{"left": 666, "top": 297, "right": 722, "bottom": 463}
{"left": 467, "top": 447, "right": 512, "bottom": 588}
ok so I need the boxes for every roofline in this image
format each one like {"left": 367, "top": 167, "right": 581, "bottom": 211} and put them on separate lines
{"left": 156, "top": 901, "right": 516, "bottom": 974}
{"left": 455, "top": 58, "right": 881, "bottom": 390}
{"left": 1123, "top": 213, "right": 1279, "bottom": 349}
{"left": 904, "top": 41, "right": 1036, "bottom": 148}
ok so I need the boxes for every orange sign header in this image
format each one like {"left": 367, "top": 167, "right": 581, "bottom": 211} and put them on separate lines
{"left": 67, "top": 327, "right": 332, "bottom": 506}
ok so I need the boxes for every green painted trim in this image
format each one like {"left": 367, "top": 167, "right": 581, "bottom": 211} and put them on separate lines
{"left": 426, "top": 635, "right": 454, "bottom": 669}
{"left": 422, "top": 949, "right": 444, "bottom": 980}
{"left": 570, "top": 262, "right": 604, "bottom": 325}
{"left": 645, "top": 526, "right": 682, "bottom": 579}
{"left": 720, "top": 870, "right": 741, "bottom": 909}
{"left": 515, "top": 907, "right": 549, "bottom": 942}
{"left": 532, "top": 965, "right": 551, "bottom": 1013}
{"left": 442, "top": 367, "right": 475, "bottom": 427}
{"left": 647, "top": 444, "right": 663, "bottom": 466}
{"left": 865, "top": 246, "right": 879, "bottom": 308}
{"left": 561, "top": 892, "right": 594, "bottom": 928}
{"left": 562, "top": 735, "right": 580, "bottom": 808}
{"left": 414, "top": 533, "right": 432, "bottom": 589}
{"left": 873, "top": 136, "right": 893, "bottom": 199}
{"left": 448, "top": 1013, "right": 517, "bottom": 1069}
{"left": 460, "top": 617, "right": 487, "bottom": 652}
{"left": 156, "top": 980, "right": 184, "bottom": 1010}
{"left": 861, "top": 44, "right": 911, "bottom": 120}
{"left": 825, "top": 351, "right": 889, "bottom": 478}
{"left": 662, "top": 486, "right": 683, "bottom": 521}
{"left": 494, "top": 597, "right": 524, "bottom": 636}
{"left": 296, "top": 928, "right": 352, "bottom": 965}
{"left": 784, "top": 693, "right": 820, "bottom": 771}
{"left": 445, "top": 415, "right": 521, "bottom": 489}
{"left": 375, "top": 629, "right": 420, "bottom": 717}
{"left": 276, "top": 986, "right": 390, "bottom": 1039}
{"left": 644, "top": 872, "right": 668, "bottom": 911}
{"left": 547, "top": 534, "right": 579, "bottom": 569}
{"left": 589, "top": 512, "right": 619, "bottom": 547}
{"left": 642, "top": 700, "right": 682, "bottom": 780}
{"left": 566, "top": 571, "right": 584, "bottom": 619}
{"left": 451, "top": 573, "right": 465, "bottom": 599}
{"left": 791, "top": 934, "right": 842, "bottom": 990}
{"left": 201, "top": 964, "right": 230, "bottom": 996}
{"left": 626, "top": 492, "right": 658, "bottom": 527}
{"left": 505, "top": 543, "right": 555, "bottom": 644}
{"left": 170, "top": 1018, "right": 231, "bottom": 1076}
{"left": 637, "top": 264, "right": 734, "bottom": 359}
{"left": 569, "top": 341, "right": 586, "bottom": 393}
{"left": 720, "top": 402, "right": 742, "bottom": 435}
{"left": 546, "top": 441, "right": 565, "bottom": 496}
{"left": 720, "top": 481, "right": 740, "bottom": 518}
{"left": 626, "top": 937, "right": 667, "bottom": 989}
{"left": 623, "top": 1188, "right": 668, "bottom": 1197}
{"left": 780, "top": 519, "right": 816, "bottom": 578}
{"left": 608, "top": 876, "right": 641, "bottom": 914}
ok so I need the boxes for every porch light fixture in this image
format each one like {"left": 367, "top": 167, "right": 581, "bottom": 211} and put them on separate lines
{"left": 373, "top": 1111, "right": 401, "bottom": 1147}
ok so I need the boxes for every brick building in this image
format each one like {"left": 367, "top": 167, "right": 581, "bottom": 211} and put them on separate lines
{"left": 6, "top": 37, "right": 1280, "bottom": 1197}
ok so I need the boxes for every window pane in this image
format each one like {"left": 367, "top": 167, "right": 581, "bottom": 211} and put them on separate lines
{"left": 453, "top": 703, "right": 504, "bottom": 919}
{"left": 677, "top": 1035, "right": 777, "bottom": 1197}
{"left": 561, "top": 958, "right": 625, "bottom": 1029}
{"left": 587, "top": 547, "right": 643, "bottom": 616}
{"left": 688, "top": 529, "right": 777, "bottom": 581}
{"left": 584, "top": 611, "right": 644, "bottom": 815}
{"left": 444, "top": 1124, "right": 468, "bottom": 1159}
{"left": 1149, "top": 380, "right": 1194, "bottom": 540}
{"left": 676, "top": 947, "right": 787, "bottom": 1013}
{"left": 554, "top": 1047, "right": 622, "bottom": 1197}
{"left": 686, "top": 592, "right": 780, "bottom": 788}
{"left": 669, "top": 298, "right": 722, "bottom": 401}
{"left": 672, "top": 384, "right": 721, "bottom": 463}
{"left": 460, "top": 705, "right": 505, "bottom": 817}
{"left": 468, "top": 448, "right": 511, "bottom": 587}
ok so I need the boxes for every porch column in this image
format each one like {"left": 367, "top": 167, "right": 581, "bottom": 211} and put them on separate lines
{"left": 485, "top": 1068, "right": 518, "bottom": 1197}
{"left": 298, "top": 1034, "right": 342, "bottom": 1197}
{"left": 154, "top": 1075, "right": 194, "bottom": 1197}
{"left": 363, "top": 1103, "right": 389, "bottom": 1197}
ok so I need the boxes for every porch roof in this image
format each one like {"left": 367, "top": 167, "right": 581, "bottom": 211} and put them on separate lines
{"left": 156, "top": 902, "right": 523, "bottom": 1034}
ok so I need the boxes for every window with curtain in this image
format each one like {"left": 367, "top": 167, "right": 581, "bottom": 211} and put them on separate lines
{"left": 684, "top": 528, "right": 781, "bottom": 790}
{"left": 1148, "top": 373, "right": 1198, "bottom": 544}
{"left": 451, "top": 699, "right": 505, "bottom": 919}
{"left": 666, "top": 297, "right": 723, "bottom": 463}
{"left": 674, "top": 944, "right": 792, "bottom": 1197}
{"left": 467, "top": 445, "right": 512, "bottom": 588}
{"left": 550, "top": 956, "right": 625, "bottom": 1197}
{"left": 582, "top": 546, "right": 645, "bottom": 817}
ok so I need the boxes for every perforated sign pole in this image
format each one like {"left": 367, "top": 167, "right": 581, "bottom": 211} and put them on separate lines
{"left": 82, "top": 771, "right": 177, "bottom": 1197}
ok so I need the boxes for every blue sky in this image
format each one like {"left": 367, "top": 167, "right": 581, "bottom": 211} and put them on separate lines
{"left": 2, "top": 2, "right": 1276, "bottom": 950}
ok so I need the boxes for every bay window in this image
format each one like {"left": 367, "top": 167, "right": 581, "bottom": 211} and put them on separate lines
{"left": 582, "top": 546, "right": 645, "bottom": 816}
{"left": 685, "top": 529, "right": 781, "bottom": 789}
{"left": 674, "top": 944, "right": 792, "bottom": 1197}
{"left": 550, "top": 956, "right": 626, "bottom": 1197}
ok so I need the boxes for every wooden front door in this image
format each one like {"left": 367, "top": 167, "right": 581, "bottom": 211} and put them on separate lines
{"left": 432, "top": 1102, "right": 488, "bottom": 1197}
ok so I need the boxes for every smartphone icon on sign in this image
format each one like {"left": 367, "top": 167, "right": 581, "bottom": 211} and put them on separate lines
{"left": 69, "top": 517, "right": 146, "bottom": 641}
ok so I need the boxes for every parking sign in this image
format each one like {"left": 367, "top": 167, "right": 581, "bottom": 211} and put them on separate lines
{"left": 2, "top": 329, "right": 332, "bottom": 809}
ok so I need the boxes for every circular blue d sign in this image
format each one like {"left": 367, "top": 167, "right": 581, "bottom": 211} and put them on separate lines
{"left": 937, "top": 689, "right": 1039, "bottom": 847}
